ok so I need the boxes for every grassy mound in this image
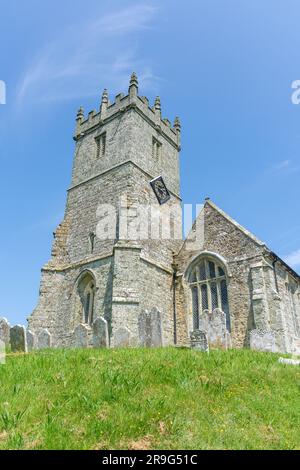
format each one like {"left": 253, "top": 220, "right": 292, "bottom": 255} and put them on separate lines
{"left": 0, "top": 347, "right": 299, "bottom": 450}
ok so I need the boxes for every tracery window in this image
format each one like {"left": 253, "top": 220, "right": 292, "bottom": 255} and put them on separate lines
{"left": 188, "top": 257, "right": 230, "bottom": 331}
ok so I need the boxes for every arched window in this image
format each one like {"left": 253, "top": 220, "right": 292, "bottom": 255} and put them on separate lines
{"left": 83, "top": 281, "right": 95, "bottom": 325}
{"left": 188, "top": 257, "right": 230, "bottom": 331}
{"left": 77, "top": 272, "right": 96, "bottom": 326}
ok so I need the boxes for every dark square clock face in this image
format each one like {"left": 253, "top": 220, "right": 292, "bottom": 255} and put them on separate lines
{"left": 150, "top": 176, "right": 171, "bottom": 205}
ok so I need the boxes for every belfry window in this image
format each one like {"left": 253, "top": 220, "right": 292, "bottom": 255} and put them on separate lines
{"left": 152, "top": 137, "right": 162, "bottom": 162}
{"left": 96, "top": 132, "right": 106, "bottom": 158}
{"left": 188, "top": 257, "right": 230, "bottom": 331}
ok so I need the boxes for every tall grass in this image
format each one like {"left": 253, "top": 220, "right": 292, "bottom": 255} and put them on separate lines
{"left": 0, "top": 348, "right": 299, "bottom": 450}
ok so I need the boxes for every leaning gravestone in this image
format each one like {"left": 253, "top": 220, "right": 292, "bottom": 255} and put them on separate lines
{"left": 37, "top": 328, "right": 51, "bottom": 349}
{"left": 114, "top": 326, "right": 131, "bottom": 348}
{"left": 10, "top": 325, "right": 27, "bottom": 353}
{"left": 0, "top": 318, "right": 10, "bottom": 346}
{"left": 250, "top": 329, "right": 277, "bottom": 353}
{"left": 27, "top": 330, "right": 36, "bottom": 352}
{"left": 93, "top": 317, "right": 109, "bottom": 348}
{"left": 73, "top": 324, "right": 90, "bottom": 348}
{"left": 190, "top": 330, "right": 209, "bottom": 352}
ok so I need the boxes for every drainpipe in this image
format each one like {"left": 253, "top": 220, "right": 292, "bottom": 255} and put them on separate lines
{"left": 171, "top": 262, "right": 178, "bottom": 345}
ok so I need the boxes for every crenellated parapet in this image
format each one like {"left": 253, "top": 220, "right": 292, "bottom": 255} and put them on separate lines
{"left": 74, "top": 73, "right": 181, "bottom": 149}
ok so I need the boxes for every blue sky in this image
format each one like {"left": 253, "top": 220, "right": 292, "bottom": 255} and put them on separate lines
{"left": 0, "top": 0, "right": 299, "bottom": 325}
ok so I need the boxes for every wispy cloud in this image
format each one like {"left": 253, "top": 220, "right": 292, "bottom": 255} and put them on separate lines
{"left": 268, "top": 159, "right": 300, "bottom": 175}
{"left": 284, "top": 249, "right": 300, "bottom": 269}
{"left": 16, "top": 4, "right": 160, "bottom": 107}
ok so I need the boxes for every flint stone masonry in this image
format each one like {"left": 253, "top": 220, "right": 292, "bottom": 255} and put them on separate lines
{"left": 250, "top": 329, "right": 277, "bottom": 353}
{"left": 26, "top": 74, "right": 300, "bottom": 354}
{"left": 0, "top": 318, "right": 10, "bottom": 346}
{"left": 190, "top": 330, "right": 209, "bottom": 352}
{"left": 138, "top": 307, "right": 163, "bottom": 347}
{"left": 37, "top": 328, "right": 51, "bottom": 350}
{"left": 10, "top": 325, "right": 27, "bottom": 353}
{"left": 73, "top": 324, "right": 91, "bottom": 348}
{"left": 93, "top": 317, "right": 109, "bottom": 348}
{"left": 27, "top": 330, "right": 36, "bottom": 351}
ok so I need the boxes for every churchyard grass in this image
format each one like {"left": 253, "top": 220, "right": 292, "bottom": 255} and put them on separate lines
{"left": 0, "top": 347, "right": 299, "bottom": 450}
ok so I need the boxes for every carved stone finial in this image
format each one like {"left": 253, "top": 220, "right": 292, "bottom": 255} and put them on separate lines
{"left": 129, "top": 72, "right": 138, "bottom": 88}
{"left": 154, "top": 96, "right": 161, "bottom": 112}
{"left": 101, "top": 89, "right": 108, "bottom": 105}
{"left": 76, "top": 106, "right": 84, "bottom": 121}
{"left": 174, "top": 116, "right": 181, "bottom": 132}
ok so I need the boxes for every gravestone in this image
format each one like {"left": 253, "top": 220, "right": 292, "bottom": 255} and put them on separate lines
{"left": 150, "top": 307, "right": 163, "bottom": 347}
{"left": 190, "top": 330, "right": 209, "bottom": 352}
{"left": 114, "top": 326, "right": 131, "bottom": 348}
{"left": 138, "top": 307, "right": 163, "bottom": 347}
{"left": 0, "top": 340, "right": 5, "bottom": 364}
{"left": 10, "top": 325, "right": 27, "bottom": 353}
{"left": 27, "top": 330, "right": 36, "bottom": 351}
{"left": 278, "top": 357, "right": 300, "bottom": 366}
{"left": 37, "top": 328, "right": 51, "bottom": 349}
{"left": 250, "top": 329, "right": 277, "bottom": 353}
{"left": 0, "top": 318, "right": 10, "bottom": 346}
{"left": 138, "top": 309, "right": 151, "bottom": 347}
{"left": 93, "top": 317, "right": 109, "bottom": 348}
{"left": 73, "top": 324, "right": 90, "bottom": 348}
{"left": 199, "top": 308, "right": 230, "bottom": 349}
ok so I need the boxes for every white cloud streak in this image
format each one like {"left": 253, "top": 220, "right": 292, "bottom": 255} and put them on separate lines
{"left": 284, "top": 249, "right": 300, "bottom": 268}
{"left": 16, "top": 4, "right": 160, "bottom": 107}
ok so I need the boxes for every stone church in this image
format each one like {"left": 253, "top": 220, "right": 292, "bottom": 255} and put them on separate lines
{"left": 28, "top": 74, "right": 300, "bottom": 354}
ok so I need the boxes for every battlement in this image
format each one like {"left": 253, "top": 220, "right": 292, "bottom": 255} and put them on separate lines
{"left": 74, "top": 73, "right": 181, "bottom": 149}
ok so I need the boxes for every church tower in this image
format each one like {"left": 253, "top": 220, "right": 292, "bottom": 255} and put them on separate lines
{"left": 29, "top": 74, "right": 182, "bottom": 347}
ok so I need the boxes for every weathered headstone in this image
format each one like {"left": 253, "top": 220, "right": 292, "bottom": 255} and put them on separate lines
{"left": 37, "top": 328, "right": 51, "bottom": 350}
{"left": 0, "top": 318, "right": 10, "bottom": 346}
{"left": 138, "top": 309, "right": 151, "bottom": 347}
{"left": 250, "top": 329, "right": 277, "bottom": 353}
{"left": 10, "top": 325, "right": 27, "bottom": 353}
{"left": 93, "top": 317, "right": 109, "bottom": 348}
{"left": 114, "top": 326, "right": 131, "bottom": 348}
{"left": 150, "top": 307, "right": 163, "bottom": 347}
{"left": 190, "top": 330, "right": 209, "bottom": 352}
{"left": 27, "top": 330, "right": 36, "bottom": 351}
{"left": 199, "top": 308, "right": 230, "bottom": 349}
{"left": 138, "top": 307, "right": 163, "bottom": 347}
{"left": 0, "top": 340, "right": 5, "bottom": 364}
{"left": 73, "top": 324, "right": 90, "bottom": 348}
